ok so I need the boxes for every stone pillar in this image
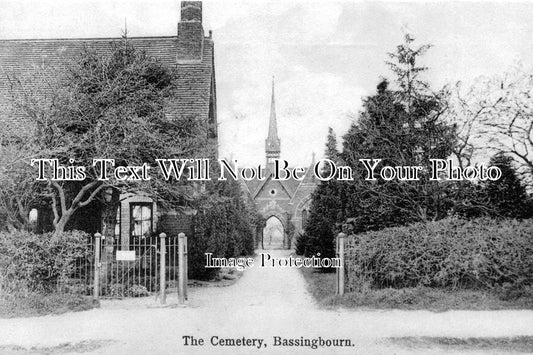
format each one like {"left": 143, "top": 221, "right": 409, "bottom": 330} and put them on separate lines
{"left": 159, "top": 233, "right": 167, "bottom": 305}
{"left": 336, "top": 233, "right": 346, "bottom": 296}
{"left": 178, "top": 232, "right": 186, "bottom": 305}
{"left": 93, "top": 233, "right": 102, "bottom": 300}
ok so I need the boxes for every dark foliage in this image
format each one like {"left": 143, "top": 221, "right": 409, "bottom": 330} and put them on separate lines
{"left": 344, "top": 218, "right": 533, "bottom": 292}
{"left": 302, "top": 127, "right": 344, "bottom": 259}
{"left": 483, "top": 154, "right": 532, "bottom": 219}
{"left": 0, "top": 230, "right": 90, "bottom": 294}
{"left": 188, "top": 179, "right": 260, "bottom": 280}
{"left": 295, "top": 232, "right": 309, "bottom": 256}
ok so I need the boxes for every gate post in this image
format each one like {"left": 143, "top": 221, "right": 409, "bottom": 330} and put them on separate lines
{"left": 336, "top": 232, "right": 346, "bottom": 296}
{"left": 93, "top": 233, "right": 102, "bottom": 300}
{"left": 159, "top": 233, "right": 167, "bottom": 305}
{"left": 184, "top": 235, "right": 188, "bottom": 300}
{"left": 178, "top": 232, "right": 186, "bottom": 305}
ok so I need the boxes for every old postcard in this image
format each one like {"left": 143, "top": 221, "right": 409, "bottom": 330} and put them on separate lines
{"left": 1, "top": 1, "right": 533, "bottom": 354}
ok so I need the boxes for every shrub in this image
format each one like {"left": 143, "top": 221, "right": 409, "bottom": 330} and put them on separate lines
{"left": 344, "top": 218, "right": 533, "bottom": 291}
{"left": 295, "top": 232, "right": 310, "bottom": 256}
{"left": 127, "top": 285, "right": 149, "bottom": 297}
{"left": 0, "top": 230, "right": 91, "bottom": 294}
{"left": 106, "top": 284, "right": 126, "bottom": 298}
{"left": 482, "top": 154, "right": 532, "bottom": 219}
{"left": 183, "top": 176, "right": 260, "bottom": 280}
{"left": 0, "top": 230, "right": 96, "bottom": 317}
{"left": 61, "top": 278, "right": 91, "bottom": 295}
{"left": 189, "top": 197, "right": 256, "bottom": 280}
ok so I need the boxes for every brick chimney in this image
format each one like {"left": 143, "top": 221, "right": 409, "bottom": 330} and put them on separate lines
{"left": 177, "top": 1, "right": 204, "bottom": 62}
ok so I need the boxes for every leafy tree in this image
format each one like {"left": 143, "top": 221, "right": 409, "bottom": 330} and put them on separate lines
{"left": 8, "top": 38, "right": 208, "bottom": 235}
{"left": 483, "top": 154, "right": 531, "bottom": 219}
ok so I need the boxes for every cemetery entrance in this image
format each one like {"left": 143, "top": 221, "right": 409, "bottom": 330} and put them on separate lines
{"left": 263, "top": 216, "right": 285, "bottom": 249}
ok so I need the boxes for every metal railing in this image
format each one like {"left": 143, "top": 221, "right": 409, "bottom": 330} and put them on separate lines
{"left": 64, "top": 232, "right": 188, "bottom": 304}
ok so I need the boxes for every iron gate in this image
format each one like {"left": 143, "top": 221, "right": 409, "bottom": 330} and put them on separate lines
{"left": 67, "top": 233, "right": 186, "bottom": 300}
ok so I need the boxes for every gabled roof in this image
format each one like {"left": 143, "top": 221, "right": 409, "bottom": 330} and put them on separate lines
{"left": 0, "top": 34, "right": 215, "bottom": 137}
{"left": 244, "top": 167, "right": 311, "bottom": 201}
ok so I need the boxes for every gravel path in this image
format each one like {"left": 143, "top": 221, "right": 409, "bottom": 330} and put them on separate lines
{"left": 2, "top": 249, "right": 533, "bottom": 354}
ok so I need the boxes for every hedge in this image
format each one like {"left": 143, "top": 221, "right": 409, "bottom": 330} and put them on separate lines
{"left": 345, "top": 218, "right": 533, "bottom": 291}
{"left": 189, "top": 197, "right": 255, "bottom": 280}
{"left": 0, "top": 230, "right": 90, "bottom": 295}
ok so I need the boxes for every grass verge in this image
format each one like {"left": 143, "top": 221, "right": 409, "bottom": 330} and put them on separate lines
{"left": 388, "top": 336, "right": 533, "bottom": 353}
{"left": 0, "top": 340, "right": 115, "bottom": 354}
{"left": 0, "top": 292, "right": 99, "bottom": 318}
{"left": 300, "top": 267, "right": 533, "bottom": 311}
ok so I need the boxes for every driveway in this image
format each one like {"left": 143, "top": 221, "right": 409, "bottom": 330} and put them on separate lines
{"left": 2, "top": 249, "right": 533, "bottom": 354}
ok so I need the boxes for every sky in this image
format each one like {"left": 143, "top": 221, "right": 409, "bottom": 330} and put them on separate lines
{"left": 1, "top": 0, "right": 533, "bottom": 166}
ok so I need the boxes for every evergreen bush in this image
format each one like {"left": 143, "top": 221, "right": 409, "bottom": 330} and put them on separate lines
{"left": 0, "top": 229, "right": 90, "bottom": 294}
{"left": 188, "top": 180, "right": 258, "bottom": 280}
{"left": 344, "top": 218, "right": 533, "bottom": 292}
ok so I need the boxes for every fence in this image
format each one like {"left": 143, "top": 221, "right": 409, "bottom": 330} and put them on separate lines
{"left": 64, "top": 232, "right": 188, "bottom": 304}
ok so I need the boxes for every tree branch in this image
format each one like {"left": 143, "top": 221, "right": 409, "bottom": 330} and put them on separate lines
{"left": 78, "top": 183, "right": 106, "bottom": 208}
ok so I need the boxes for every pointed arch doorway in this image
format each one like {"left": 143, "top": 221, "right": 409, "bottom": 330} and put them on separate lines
{"left": 263, "top": 216, "right": 285, "bottom": 249}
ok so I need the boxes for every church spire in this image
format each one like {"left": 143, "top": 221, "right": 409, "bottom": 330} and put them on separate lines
{"left": 265, "top": 76, "right": 280, "bottom": 169}
{"left": 268, "top": 77, "right": 279, "bottom": 142}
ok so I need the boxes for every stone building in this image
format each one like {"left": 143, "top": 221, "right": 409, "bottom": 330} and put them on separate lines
{"left": 243, "top": 80, "right": 317, "bottom": 249}
{"left": 0, "top": 1, "right": 216, "bottom": 245}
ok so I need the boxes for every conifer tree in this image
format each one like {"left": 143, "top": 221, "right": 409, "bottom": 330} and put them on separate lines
{"left": 483, "top": 154, "right": 530, "bottom": 219}
{"left": 325, "top": 127, "right": 340, "bottom": 162}
{"left": 342, "top": 35, "right": 456, "bottom": 231}
{"left": 302, "top": 128, "right": 344, "bottom": 259}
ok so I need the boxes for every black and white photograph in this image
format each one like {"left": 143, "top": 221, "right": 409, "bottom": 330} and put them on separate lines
{"left": 1, "top": 1, "right": 533, "bottom": 354}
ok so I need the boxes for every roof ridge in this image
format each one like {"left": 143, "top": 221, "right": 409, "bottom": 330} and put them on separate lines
{"left": 0, "top": 36, "right": 177, "bottom": 43}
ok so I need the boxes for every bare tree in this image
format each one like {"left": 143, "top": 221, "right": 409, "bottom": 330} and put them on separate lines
{"left": 445, "top": 81, "right": 487, "bottom": 168}
{"left": 454, "top": 65, "right": 533, "bottom": 185}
